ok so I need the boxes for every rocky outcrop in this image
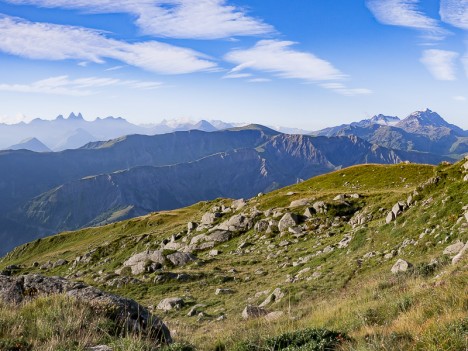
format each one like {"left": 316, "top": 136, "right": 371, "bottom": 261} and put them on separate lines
{"left": 0, "top": 274, "right": 171, "bottom": 344}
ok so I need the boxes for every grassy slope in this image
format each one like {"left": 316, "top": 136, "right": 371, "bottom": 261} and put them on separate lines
{"left": 1, "top": 162, "right": 467, "bottom": 350}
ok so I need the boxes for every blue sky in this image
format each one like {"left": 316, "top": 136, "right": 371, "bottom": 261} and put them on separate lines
{"left": 0, "top": 0, "right": 467, "bottom": 129}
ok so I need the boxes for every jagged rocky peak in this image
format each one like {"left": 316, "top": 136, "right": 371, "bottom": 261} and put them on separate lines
{"left": 67, "top": 112, "right": 84, "bottom": 120}
{"left": 399, "top": 109, "right": 449, "bottom": 128}
{"left": 369, "top": 114, "right": 400, "bottom": 126}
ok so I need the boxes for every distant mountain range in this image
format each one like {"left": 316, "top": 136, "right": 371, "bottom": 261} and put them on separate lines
{"left": 312, "top": 109, "right": 468, "bottom": 156}
{"left": 0, "top": 113, "right": 312, "bottom": 152}
{"left": 0, "top": 121, "right": 453, "bottom": 255}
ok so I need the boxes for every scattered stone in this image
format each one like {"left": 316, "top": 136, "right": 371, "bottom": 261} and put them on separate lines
{"left": 242, "top": 305, "right": 268, "bottom": 319}
{"left": 278, "top": 213, "right": 299, "bottom": 231}
{"left": 187, "top": 222, "right": 198, "bottom": 232}
{"left": 312, "top": 201, "right": 327, "bottom": 214}
{"left": 338, "top": 235, "right": 352, "bottom": 249}
{"left": 216, "top": 215, "right": 253, "bottom": 232}
{"left": 452, "top": 242, "right": 468, "bottom": 265}
{"left": 443, "top": 241, "right": 465, "bottom": 256}
{"left": 289, "top": 199, "right": 310, "bottom": 208}
{"left": 201, "top": 212, "right": 222, "bottom": 225}
{"left": 391, "top": 259, "right": 413, "bottom": 274}
{"left": 254, "top": 219, "right": 269, "bottom": 233}
{"left": 259, "top": 288, "right": 285, "bottom": 307}
{"left": 231, "top": 199, "right": 247, "bottom": 210}
{"left": 157, "top": 297, "right": 184, "bottom": 311}
{"left": 166, "top": 252, "right": 196, "bottom": 267}
{"left": 303, "top": 207, "right": 315, "bottom": 218}
{"left": 187, "top": 304, "right": 205, "bottom": 317}
{"left": 278, "top": 241, "right": 290, "bottom": 247}
{"left": 333, "top": 194, "right": 346, "bottom": 201}
{"left": 209, "top": 249, "right": 221, "bottom": 256}
{"left": 215, "top": 288, "right": 234, "bottom": 295}
{"left": 386, "top": 211, "right": 395, "bottom": 224}
{"left": 121, "top": 250, "right": 166, "bottom": 275}
{"left": 206, "top": 230, "right": 232, "bottom": 243}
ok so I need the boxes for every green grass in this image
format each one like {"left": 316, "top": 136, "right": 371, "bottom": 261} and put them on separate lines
{"left": 1, "top": 161, "right": 467, "bottom": 350}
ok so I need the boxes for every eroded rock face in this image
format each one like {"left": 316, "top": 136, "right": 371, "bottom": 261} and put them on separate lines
{"left": 0, "top": 274, "right": 172, "bottom": 345}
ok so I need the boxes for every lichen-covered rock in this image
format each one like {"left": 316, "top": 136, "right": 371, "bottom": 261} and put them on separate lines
{"left": 122, "top": 250, "right": 166, "bottom": 275}
{"left": 0, "top": 274, "right": 171, "bottom": 344}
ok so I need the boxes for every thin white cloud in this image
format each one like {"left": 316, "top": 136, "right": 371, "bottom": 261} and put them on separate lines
{"left": 366, "top": 0, "right": 449, "bottom": 40}
{"left": 0, "top": 75, "right": 163, "bottom": 96}
{"left": 248, "top": 78, "right": 271, "bottom": 83}
{"left": 0, "top": 15, "right": 216, "bottom": 74}
{"left": 5, "top": 0, "right": 274, "bottom": 39}
{"left": 222, "top": 73, "right": 252, "bottom": 79}
{"left": 320, "top": 83, "right": 373, "bottom": 96}
{"left": 440, "top": 0, "right": 468, "bottom": 30}
{"left": 420, "top": 49, "right": 459, "bottom": 80}
{"left": 225, "top": 40, "right": 370, "bottom": 95}
{"left": 225, "top": 40, "right": 345, "bottom": 81}
{"left": 453, "top": 95, "right": 466, "bottom": 101}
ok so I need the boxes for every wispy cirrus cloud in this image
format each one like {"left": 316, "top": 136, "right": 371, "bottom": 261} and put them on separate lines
{"left": 4, "top": 0, "right": 274, "bottom": 39}
{"left": 420, "top": 49, "right": 459, "bottom": 80}
{"left": 0, "top": 15, "right": 216, "bottom": 74}
{"left": 0, "top": 75, "right": 163, "bottom": 96}
{"left": 366, "top": 0, "right": 450, "bottom": 40}
{"left": 225, "top": 40, "right": 371, "bottom": 95}
{"left": 440, "top": 0, "right": 468, "bottom": 30}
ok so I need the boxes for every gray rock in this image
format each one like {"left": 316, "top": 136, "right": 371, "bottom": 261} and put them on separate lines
{"left": 289, "top": 199, "right": 309, "bottom": 208}
{"left": 254, "top": 219, "right": 269, "bottom": 233}
{"left": 231, "top": 199, "right": 247, "bottom": 210}
{"left": 264, "top": 311, "right": 284, "bottom": 321}
{"left": 452, "top": 241, "right": 468, "bottom": 265}
{"left": 187, "top": 222, "right": 198, "bottom": 232}
{"left": 303, "top": 207, "right": 315, "bottom": 218}
{"left": 392, "top": 202, "right": 406, "bottom": 217}
{"left": 443, "top": 241, "right": 464, "bottom": 256}
{"left": 278, "top": 213, "right": 299, "bottom": 231}
{"left": 166, "top": 252, "right": 196, "bottom": 266}
{"left": 206, "top": 230, "right": 232, "bottom": 243}
{"left": 187, "top": 304, "right": 205, "bottom": 317}
{"left": 0, "top": 274, "right": 171, "bottom": 344}
{"left": 53, "top": 259, "right": 68, "bottom": 267}
{"left": 333, "top": 194, "right": 346, "bottom": 201}
{"left": 217, "top": 214, "right": 253, "bottom": 232}
{"left": 122, "top": 250, "right": 166, "bottom": 275}
{"left": 259, "top": 288, "right": 284, "bottom": 307}
{"left": 338, "top": 235, "right": 352, "bottom": 249}
{"left": 242, "top": 305, "right": 268, "bottom": 319}
{"left": 209, "top": 249, "right": 221, "bottom": 256}
{"left": 312, "top": 201, "right": 327, "bottom": 214}
{"left": 386, "top": 211, "right": 395, "bottom": 224}
{"left": 201, "top": 212, "right": 221, "bottom": 225}
{"left": 391, "top": 259, "right": 413, "bottom": 274}
{"left": 157, "top": 297, "right": 184, "bottom": 311}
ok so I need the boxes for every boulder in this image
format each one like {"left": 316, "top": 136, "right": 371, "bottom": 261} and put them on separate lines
{"left": 166, "top": 252, "right": 196, "bottom": 266}
{"left": 122, "top": 251, "right": 166, "bottom": 275}
{"left": 206, "top": 230, "right": 232, "bottom": 243}
{"left": 303, "top": 207, "right": 315, "bottom": 218}
{"left": 312, "top": 201, "right": 327, "bottom": 214}
{"left": 254, "top": 219, "right": 269, "bottom": 233}
{"left": 209, "top": 249, "right": 221, "bottom": 256}
{"left": 201, "top": 212, "right": 221, "bottom": 225}
{"left": 259, "top": 288, "right": 284, "bottom": 307}
{"left": 452, "top": 241, "right": 468, "bottom": 265}
{"left": 386, "top": 211, "right": 395, "bottom": 224}
{"left": 333, "top": 194, "right": 346, "bottom": 201}
{"left": 216, "top": 214, "right": 254, "bottom": 232}
{"left": 215, "top": 288, "right": 235, "bottom": 295}
{"left": 0, "top": 274, "right": 171, "bottom": 344}
{"left": 392, "top": 202, "right": 406, "bottom": 217}
{"left": 187, "top": 304, "right": 205, "bottom": 317}
{"left": 242, "top": 305, "right": 268, "bottom": 319}
{"left": 391, "top": 259, "right": 412, "bottom": 274}
{"left": 187, "top": 222, "right": 198, "bottom": 232}
{"left": 289, "top": 199, "right": 309, "bottom": 208}
{"left": 157, "top": 297, "right": 184, "bottom": 311}
{"left": 278, "top": 213, "right": 299, "bottom": 231}
{"left": 443, "top": 241, "right": 465, "bottom": 256}
{"left": 338, "top": 235, "right": 352, "bottom": 249}
{"left": 231, "top": 199, "right": 247, "bottom": 210}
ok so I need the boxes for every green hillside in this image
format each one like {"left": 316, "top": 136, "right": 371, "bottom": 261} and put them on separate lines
{"left": 1, "top": 160, "right": 467, "bottom": 351}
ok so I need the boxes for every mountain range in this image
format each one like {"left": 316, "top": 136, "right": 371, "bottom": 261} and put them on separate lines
{"left": 0, "top": 113, "right": 313, "bottom": 152}
{"left": 312, "top": 109, "right": 468, "bottom": 156}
